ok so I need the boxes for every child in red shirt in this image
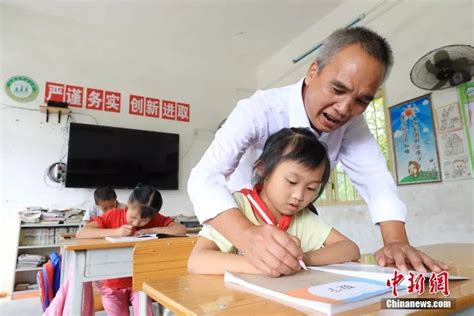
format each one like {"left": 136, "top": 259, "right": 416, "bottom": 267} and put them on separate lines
{"left": 76, "top": 185, "right": 186, "bottom": 316}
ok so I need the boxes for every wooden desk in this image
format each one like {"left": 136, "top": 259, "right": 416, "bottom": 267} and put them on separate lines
{"left": 62, "top": 238, "right": 141, "bottom": 315}
{"left": 143, "top": 243, "right": 474, "bottom": 315}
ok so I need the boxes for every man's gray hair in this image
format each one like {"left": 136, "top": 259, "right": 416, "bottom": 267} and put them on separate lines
{"left": 316, "top": 27, "right": 393, "bottom": 81}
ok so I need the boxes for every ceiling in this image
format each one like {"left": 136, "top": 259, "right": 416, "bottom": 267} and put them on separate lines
{"left": 4, "top": 0, "right": 343, "bottom": 67}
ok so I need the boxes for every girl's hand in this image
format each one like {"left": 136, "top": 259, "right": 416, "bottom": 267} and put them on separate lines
{"left": 115, "top": 224, "right": 133, "bottom": 236}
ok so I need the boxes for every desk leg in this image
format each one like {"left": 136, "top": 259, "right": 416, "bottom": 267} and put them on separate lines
{"left": 59, "top": 249, "right": 70, "bottom": 286}
{"left": 139, "top": 291, "right": 148, "bottom": 316}
{"left": 69, "top": 250, "right": 86, "bottom": 315}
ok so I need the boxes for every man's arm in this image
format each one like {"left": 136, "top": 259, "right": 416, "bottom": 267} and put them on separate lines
{"left": 188, "top": 97, "right": 302, "bottom": 276}
{"left": 376, "top": 221, "right": 449, "bottom": 273}
{"left": 338, "top": 117, "right": 407, "bottom": 224}
{"left": 339, "top": 118, "right": 448, "bottom": 272}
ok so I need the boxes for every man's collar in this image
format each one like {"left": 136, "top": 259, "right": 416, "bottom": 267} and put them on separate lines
{"left": 289, "top": 77, "right": 320, "bottom": 137}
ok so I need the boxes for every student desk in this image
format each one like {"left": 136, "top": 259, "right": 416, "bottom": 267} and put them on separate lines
{"left": 142, "top": 243, "right": 474, "bottom": 315}
{"left": 61, "top": 238, "right": 140, "bottom": 315}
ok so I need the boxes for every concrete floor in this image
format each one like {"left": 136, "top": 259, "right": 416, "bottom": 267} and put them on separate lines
{"left": 0, "top": 297, "right": 166, "bottom": 316}
{"left": 0, "top": 297, "right": 107, "bottom": 316}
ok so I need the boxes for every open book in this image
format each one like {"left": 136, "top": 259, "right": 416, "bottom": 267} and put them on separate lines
{"left": 105, "top": 233, "right": 186, "bottom": 243}
{"left": 225, "top": 262, "right": 468, "bottom": 315}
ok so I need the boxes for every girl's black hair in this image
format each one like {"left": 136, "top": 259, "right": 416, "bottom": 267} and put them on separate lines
{"left": 128, "top": 184, "right": 163, "bottom": 219}
{"left": 253, "top": 127, "right": 331, "bottom": 203}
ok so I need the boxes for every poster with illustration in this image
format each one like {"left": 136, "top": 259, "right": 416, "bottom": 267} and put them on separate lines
{"left": 442, "top": 156, "right": 472, "bottom": 180}
{"left": 457, "top": 81, "right": 474, "bottom": 169}
{"left": 435, "top": 103, "right": 462, "bottom": 133}
{"left": 389, "top": 94, "right": 441, "bottom": 185}
{"left": 436, "top": 121, "right": 473, "bottom": 181}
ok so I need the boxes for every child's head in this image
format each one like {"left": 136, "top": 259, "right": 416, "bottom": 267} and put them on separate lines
{"left": 93, "top": 186, "right": 118, "bottom": 212}
{"left": 253, "top": 127, "right": 330, "bottom": 215}
{"left": 126, "top": 185, "right": 163, "bottom": 227}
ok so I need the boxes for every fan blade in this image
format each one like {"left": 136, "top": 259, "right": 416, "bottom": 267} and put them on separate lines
{"left": 450, "top": 57, "right": 472, "bottom": 70}
{"left": 425, "top": 59, "right": 440, "bottom": 75}
{"left": 431, "top": 79, "right": 448, "bottom": 90}
{"left": 433, "top": 50, "right": 451, "bottom": 68}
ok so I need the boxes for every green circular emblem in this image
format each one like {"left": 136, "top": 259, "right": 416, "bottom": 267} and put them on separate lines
{"left": 5, "top": 75, "right": 39, "bottom": 103}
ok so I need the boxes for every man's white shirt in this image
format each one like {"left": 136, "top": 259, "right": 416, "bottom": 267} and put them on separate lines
{"left": 188, "top": 78, "right": 406, "bottom": 224}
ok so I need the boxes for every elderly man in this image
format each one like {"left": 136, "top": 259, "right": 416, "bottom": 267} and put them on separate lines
{"left": 188, "top": 27, "right": 448, "bottom": 277}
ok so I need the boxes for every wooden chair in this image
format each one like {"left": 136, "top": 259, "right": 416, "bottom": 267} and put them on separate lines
{"left": 132, "top": 236, "right": 198, "bottom": 316}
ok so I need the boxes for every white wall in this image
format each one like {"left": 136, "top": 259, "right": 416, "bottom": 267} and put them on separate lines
{"left": 257, "top": 0, "right": 473, "bottom": 253}
{"left": 0, "top": 3, "right": 254, "bottom": 293}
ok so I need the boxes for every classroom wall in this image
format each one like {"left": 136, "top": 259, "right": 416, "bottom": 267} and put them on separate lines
{"left": 256, "top": 0, "right": 474, "bottom": 252}
{"left": 0, "top": 3, "right": 254, "bottom": 293}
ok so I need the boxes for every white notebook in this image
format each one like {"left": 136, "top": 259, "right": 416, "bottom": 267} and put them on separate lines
{"left": 105, "top": 233, "right": 186, "bottom": 243}
{"left": 225, "top": 262, "right": 468, "bottom": 315}
{"left": 225, "top": 269, "right": 398, "bottom": 315}
{"left": 105, "top": 234, "right": 159, "bottom": 243}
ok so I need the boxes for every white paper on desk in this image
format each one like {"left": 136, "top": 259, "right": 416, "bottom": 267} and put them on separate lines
{"left": 105, "top": 234, "right": 158, "bottom": 242}
{"left": 309, "top": 262, "right": 470, "bottom": 287}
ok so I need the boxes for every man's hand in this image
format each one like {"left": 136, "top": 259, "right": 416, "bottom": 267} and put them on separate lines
{"left": 377, "top": 221, "right": 449, "bottom": 273}
{"left": 240, "top": 224, "right": 303, "bottom": 277}
{"left": 208, "top": 208, "right": 303, "bottom": 277}
{"left": 375, "top": 241, "right": 449, "bottom": 273}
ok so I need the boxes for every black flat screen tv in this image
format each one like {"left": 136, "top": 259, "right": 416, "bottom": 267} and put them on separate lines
{"left": 65, "top": 123, "right": 179, "bottom": 190}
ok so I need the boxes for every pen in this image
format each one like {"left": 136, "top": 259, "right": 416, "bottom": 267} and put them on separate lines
{"left": 247, "top": 194, "right": 308, "bottom": 271}
{"left": 299, "top": 258, "right": 308, "bottom": 271}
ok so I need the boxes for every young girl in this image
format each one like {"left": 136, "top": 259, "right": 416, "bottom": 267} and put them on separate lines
{"left": 76, "top": 185, "right": 186, "bottom": 316}
{"left": 188, "top": 127, "right": 360, "bottom": 275}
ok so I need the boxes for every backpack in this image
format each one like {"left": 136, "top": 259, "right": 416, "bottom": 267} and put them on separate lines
{"left": 50, "top": 252, "right": 61, "bottom": 294}
{"left": 37, "top": 252, "right": 61, "bottom": 311}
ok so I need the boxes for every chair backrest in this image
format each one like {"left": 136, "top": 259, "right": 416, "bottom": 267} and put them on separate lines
{"left": 132, "top": 236, "right": 197, "bottom": 292}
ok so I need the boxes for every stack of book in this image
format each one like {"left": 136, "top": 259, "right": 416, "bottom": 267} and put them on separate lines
{"left": 18, "top": 207, "right": 85, "bottom": 225}
{"left": 175, "top": 214, "right": 202, "bottom": 233}
{"left": 18, "top": 207, "right": 46, "bottom": 223}
{"left": 20, "top": 226, "right": 79, "bottom": 246}
{"left": 40, "top": 210, "right": 65, "bottom": 224}
{"left": 225, "top": 262, "right": 468, "bottom": 314}
{"left": 16, "top": 254, "right": 46, "bottom": 269}
{"left": 14, "top": 282, "right": 38, "bottom": 291}
{"left": 63, "top": 208, "right": 85, "bottom": 224}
